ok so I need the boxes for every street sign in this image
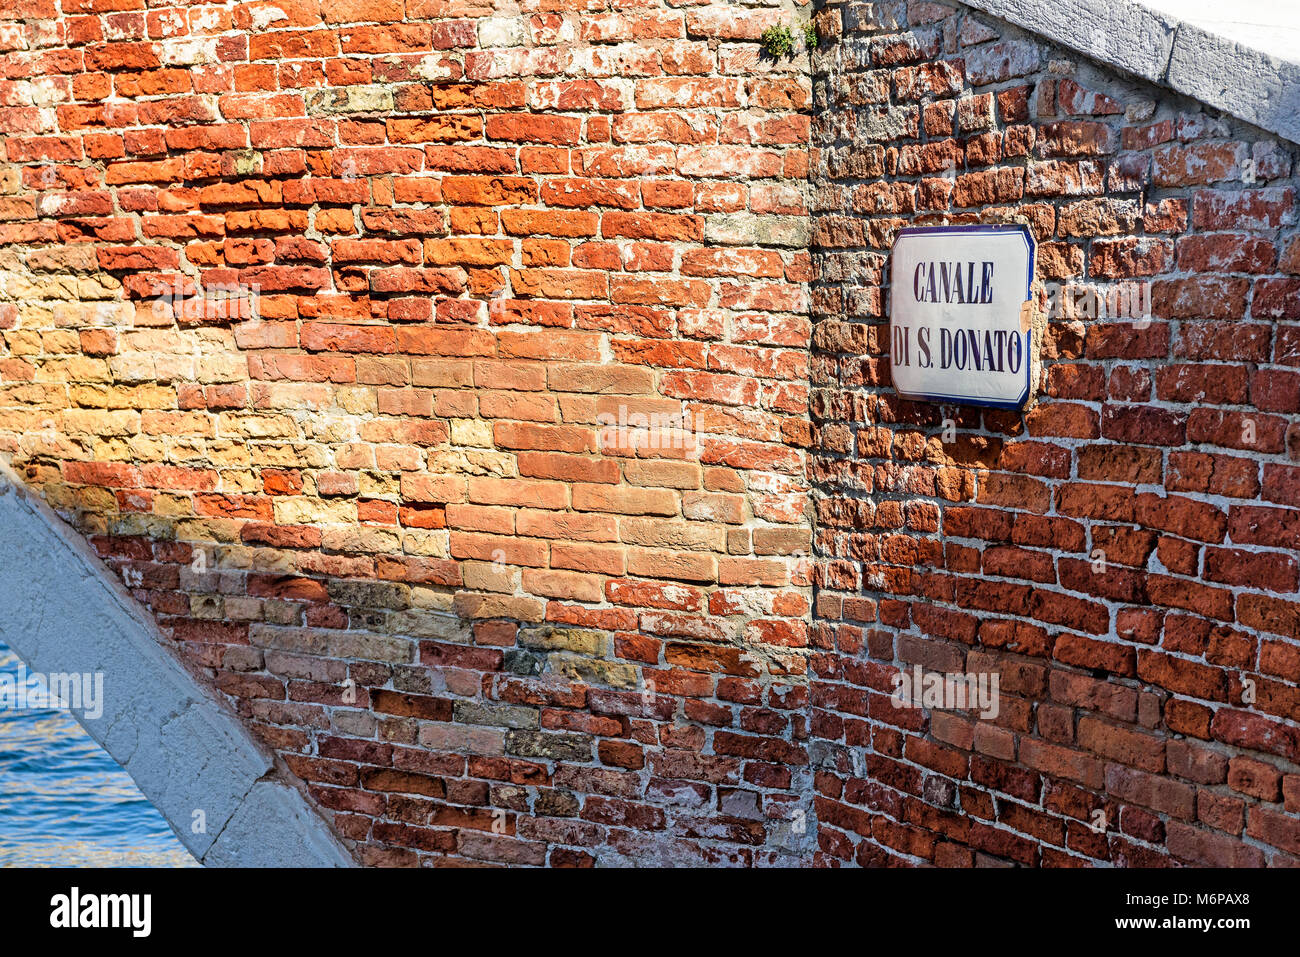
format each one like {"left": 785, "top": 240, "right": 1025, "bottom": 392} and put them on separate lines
{"left": 889, "top": 224, "right": 1036, "bottom": 410}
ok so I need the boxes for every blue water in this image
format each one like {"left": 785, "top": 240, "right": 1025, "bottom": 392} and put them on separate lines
{"left": 0, "top": 642, "right": 196, "bottom": 867}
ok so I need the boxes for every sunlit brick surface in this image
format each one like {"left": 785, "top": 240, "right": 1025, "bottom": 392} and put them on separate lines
{"left": 0, "top": 0, "right": 815, "bottom": 866}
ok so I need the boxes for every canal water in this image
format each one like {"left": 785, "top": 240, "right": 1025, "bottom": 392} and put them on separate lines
{"left": 0, "top": 641, "right": 195, "bottom": 867}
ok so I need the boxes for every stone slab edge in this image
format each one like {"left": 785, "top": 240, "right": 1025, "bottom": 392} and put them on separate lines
{"left": 0, "top": 458, "right": 354, "bottom": 867}
{"left": 966, "top": 0, "right": 1300, "bottom": 146}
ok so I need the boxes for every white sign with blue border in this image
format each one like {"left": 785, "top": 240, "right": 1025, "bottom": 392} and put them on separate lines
{"left": 889, "top": 224, "right": 1036, "bottom": 410}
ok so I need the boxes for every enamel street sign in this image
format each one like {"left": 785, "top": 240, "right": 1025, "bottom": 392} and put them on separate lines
{"left": 889, "top": 224, "right": 1036, "bottom": 410}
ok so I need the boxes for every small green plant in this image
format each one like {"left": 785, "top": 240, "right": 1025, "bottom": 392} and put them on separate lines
{"left": 760, "top": 22, "right": 818, "bottom": 58}
{"left": 760, "top": 24, "right": 796, "bottom": 58}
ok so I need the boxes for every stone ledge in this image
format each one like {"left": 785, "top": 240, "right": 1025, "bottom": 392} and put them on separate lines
{"left": 968, "top": 0, "right": 1300, "bottom": 145}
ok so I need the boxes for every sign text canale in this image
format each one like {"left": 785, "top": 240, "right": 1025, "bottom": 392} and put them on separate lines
{"left": 889, "top": 224, "right": 1036, "bottom": 409}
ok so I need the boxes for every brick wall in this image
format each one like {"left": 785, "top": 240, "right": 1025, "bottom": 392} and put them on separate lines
{"left": 3, "top": 0, "right": 1299, "bottom": 869}
{"left": 809, "top": 1, "right": 1300, "bottom": 866}
{"left": 0, "top": 0, "right": 816, "bottom": 866}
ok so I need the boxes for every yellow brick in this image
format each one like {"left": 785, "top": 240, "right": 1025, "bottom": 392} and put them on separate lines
{"left": 44, "top": 484, "right": 80, "bottom": 510}
{"left": 235, "top": 547, "right": 295, "bottom": 573}
{"left": 249, "top": 442, "right": 328, "bottom": 467}
{"left": 207, "top": 441, "right": 252, "bottom": 467}
{"left": 450, "top": 418, "right": 493, "bottom": 447}
{"left": 153, "top": 354, "right": 198, "bottom": 381}
{"left": 75, "top": 512, "right": 110, "bottom": 536}
{"left": 40, "top": 330, "right": 81, "bottom": 354}
{"left": 0, "top": 384, "right": 65, "bottom": 409}
{"left": 7, "top": 330, "right": 44, "bottom": 355}
{"left": 175, "top": 517, "right": 242, "bottom": 543}
{"left": 141, "top": 410, "right": 216, "bottom": 437}
{"left": 45, "top": 357, "right": 113, "bottom": 383}
{"left": 426, "top": 448, "right": 512, "bottom": 476}
{"left": 218, "top": 469, "right": 261, "bottom": 493}
{"left": 78, "top": 485, "right": 118, "bottom": 512}
{"left": 401, "top": 528, "right": 450, "bottom": 558}
{"left": 153, "top": 493, "right": 194, "bottom": 517}
{"left": 462, "top": 560, "right": 517, "bottom": 593}
{"left": 197, "top": 354, "right": 247, "bottom": 384}
{"left": 335, "top": 386, "right": 377, "bottom": 415}
{"left": 321, "top": 526, "right": 401, "bottom": 554}
{"left": 521, "top": 627, "right": 609, "bottom": 656}
{"left": 20, "top": 431, "right": 79, "bottom": 459}
{"left": 153, "top": 437, "right": 200, "bottom": 461}
{"left": 189, "top": 594, "right": 225, "bottom": 619}
{"left": 552, "top": 656, "right": 639, "bottom": 689}
{"left": 111, "top": 515, "right": 177, "bottom": 540}
{"left": 304, "top": 417, "right": 353, "bottom": 443}
{"left": 452, "top": 592, "right": 545, "bottom": 622}
{"left": 70, "top": 383, "right": 174, "bottom": 409}
{"left": 116, "top": 437, "right": 159, "bottom": 460}
{"left": 218, "top": 412, "right": 297, "bottom": 439}
{"left": 77, "top": 275, "right": 122, "bottom": 299}
{"left": 273, "top": 497, "right": 356, "bottom": 525}
{"left": 359, "top": 472, "right": 398, "bottom": 497}
{"left": 70, "top": 301, "right": 133, "bottom": 328}
{"left": 60, "top": 409, "right": 140, "bottom": 436}
{"left": 252, "top": 382, "right": 323, "bottom": 410}
{"left": 121, "top": 329, "right": 185, "bottom": 352}
{"left": 408, "top": 585, "right": 455, "bottom": 611}
{"left": 8, "top": 273, "right": 79, "bottom": 300}
{"left": 108, "top": 354, "right": 158, "bottom": 382}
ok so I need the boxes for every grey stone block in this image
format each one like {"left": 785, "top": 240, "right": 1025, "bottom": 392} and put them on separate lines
{"left": 967, "top": 0, "right": 1300, "bottom": 146}
{"left": 1167, "top": 23, "right": 1300, "bottom": 147}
